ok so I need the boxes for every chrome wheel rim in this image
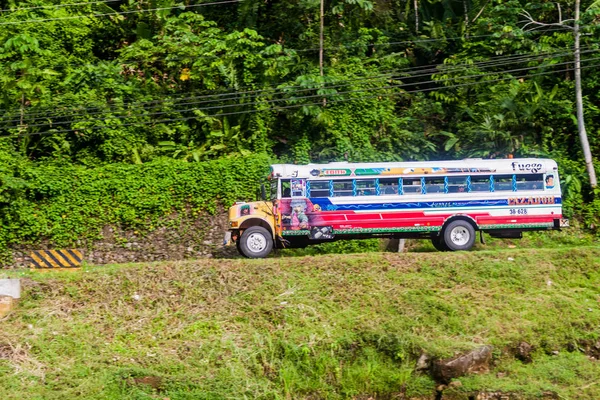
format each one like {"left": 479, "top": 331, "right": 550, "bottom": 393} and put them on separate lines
{"left": 450, "top": 226, "right": 470, "bottom": 246}
{"left": 247, "top": 232, "right": 267, "bottom": 253}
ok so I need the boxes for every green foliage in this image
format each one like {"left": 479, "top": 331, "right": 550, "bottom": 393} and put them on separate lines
{"left": 0, "top": 0, "right": 599, "bottom": 241}
{"left": 0, "top": 153, "right": 271, "bottom": 263}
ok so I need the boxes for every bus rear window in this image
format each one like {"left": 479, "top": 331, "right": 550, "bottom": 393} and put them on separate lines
{"left": 494, "top": 175, "right": 514, "bottom": 191}
{"left": 471, "top": 176, "right": 491, "bottom": 192}
{"left": 516, "top": 174, "right": 544, "bottom": 191}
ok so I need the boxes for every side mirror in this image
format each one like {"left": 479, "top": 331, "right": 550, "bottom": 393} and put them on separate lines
{"left": 260, "top": 184, "right": 267, "bottom": 201}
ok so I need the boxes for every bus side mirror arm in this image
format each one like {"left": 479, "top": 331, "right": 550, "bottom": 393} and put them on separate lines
{"left": 261, "top": 184, "right": 267, "bottom": 201}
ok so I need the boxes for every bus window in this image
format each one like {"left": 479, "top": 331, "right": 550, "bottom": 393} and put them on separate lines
{"left": 333, "top": 180, "right": 354, "bottom": 197}
{"left": 356, "top": 179, "right": 377, "bottom": 196}
{"left": 516, "top": 174, "right": 544, "bottom": 191}
{"left": 308, "top": 181, "right": 330, "bottom": 198}
{"left": 494, "top": 175, "right": 514, "bottom": 191}
{"left": 447, "top": 176, "right": 468, "bottom": 193}
{"left": 471, "top": 176, "right": 491, "bottom": 192}
{"left": 379, "top": 178, "right": 398, "bottom": 195}
{"left": 403, "top": 178, "right": 421, "bottom": 194}
{"left": 291, "top": 179, "right": 306, "bottom": 197}
{"left": 281, "top": 180, "right": 291, "bottom": 198}
{"left": 425, "top": 177, "right": 445, "bottom": 194}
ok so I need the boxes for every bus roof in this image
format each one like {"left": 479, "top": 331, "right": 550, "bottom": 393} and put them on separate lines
{"left": 270, "top": 158, "right": 558, "bottom": 179}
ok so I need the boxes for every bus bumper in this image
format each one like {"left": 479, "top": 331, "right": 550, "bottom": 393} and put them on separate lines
{"left": 223, "top": 231, "right": 232, "bottom": 246}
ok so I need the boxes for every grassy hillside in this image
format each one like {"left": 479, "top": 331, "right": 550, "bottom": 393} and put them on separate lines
{"left": 1, "top": 248, "right": 600, "bottom": 399}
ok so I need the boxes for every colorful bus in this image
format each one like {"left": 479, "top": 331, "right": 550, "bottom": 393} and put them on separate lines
{"left": 224, "top": 159, "right": 568, "bottom": 258}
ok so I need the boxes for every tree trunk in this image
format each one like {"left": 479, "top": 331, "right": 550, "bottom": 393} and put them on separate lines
{"left": 320, "top": 0, "right": 326, "bottom": 106}
{"left": 574, "top": 0, "right": 597, "bottom": 187}
{"left": 463, "top": 0, "right": 469, "bottom": 37}
{"left": 414, "top": 0, "right": 419, "bottom": 33}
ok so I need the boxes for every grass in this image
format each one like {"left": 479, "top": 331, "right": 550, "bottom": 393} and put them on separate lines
{"left": 1, "top": 247, "right": 600, "bottom": 399}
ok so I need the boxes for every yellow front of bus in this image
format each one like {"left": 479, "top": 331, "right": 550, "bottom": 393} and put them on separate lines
{"left": 224, "top": 200, "right": 278, "bottom": 258}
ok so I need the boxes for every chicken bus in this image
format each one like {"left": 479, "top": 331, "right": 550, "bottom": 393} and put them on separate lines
{"left": 224, "top": 158, "right": 568, "bottom": 258}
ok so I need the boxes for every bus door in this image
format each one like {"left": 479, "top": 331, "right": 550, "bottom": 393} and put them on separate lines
{"left": 280, "top": 179, "right": 307, "bottom": 232}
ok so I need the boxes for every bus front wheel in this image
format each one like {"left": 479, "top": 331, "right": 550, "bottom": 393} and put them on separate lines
{"left": 238, "top": 226, "right": 274, "bottom": 258}
{"left": 443, "top": 220, "right": 476, "bottom": 251}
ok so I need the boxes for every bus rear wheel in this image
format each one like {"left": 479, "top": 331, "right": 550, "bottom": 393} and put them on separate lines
{"left": 430, "top": 233, "right": 449, "bottom": 251}
{"left": 238, "top": 226, "right": 273, "bottom": 258}
{"left": 443, "top": 220, "right": 476, "bottom": 251}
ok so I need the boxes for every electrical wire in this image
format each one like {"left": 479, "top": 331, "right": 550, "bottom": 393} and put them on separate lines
{"left": 10, "top": 25, "right": 578, "bottom": 76}
{"left": 0, "top": 0, "right": 121, "bottom": 13}
{"left": 0, "top": 0, "right": 242, "bottom": 26}
{"left": 2, "top": 47, "right": 593, "bottom": 123}
{"left": 17, "top": 55, "right": 600, "bottom": 128}
{"left": 2, "top": 60, "right": 595, "bottom": 137}
{"left": 0, "top": 49, "right": 589, "bottom": 125}
{"left": 4, "top": 63, "right": 591, "bottom": 139}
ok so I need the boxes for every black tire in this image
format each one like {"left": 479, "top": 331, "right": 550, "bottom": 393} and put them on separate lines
{"left": 430, "top": 233, "right": 449, "bottom": 251}
{"left": 442, "top": 220, "right": 476, "bottom": 251}
{"left": 238, "top": 226, "right": 274, "bottom": 258}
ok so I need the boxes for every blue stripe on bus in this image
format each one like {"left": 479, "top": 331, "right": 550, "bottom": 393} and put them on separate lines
{"left": 308, "top": 197, "right": 562, "bottom": 211}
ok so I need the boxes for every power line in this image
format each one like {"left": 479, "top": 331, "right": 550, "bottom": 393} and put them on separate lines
{"left": 0, "top": 0, "right": 242, "bottom": 26}
{"left": 2, "top": 59, "right": 595, "bottom": 136}
{"left": 293, "top": 27, "right": 574, "bottom": 53}
{"left": 4, "top": 63, "right": 592, "bottom": 139}
{"left": 0, "top": 48, "right": 590, "bottom": 126}
{"left": 12, "top": 26, "right": 579, "bottom": 75}
{"left": 3, "top": 47, "right": 593, "bottom": 123}
{"left": 5, "top": 62, "right": 593, "bottom": 139}
{"left": 0, "top": 0, "right": 120, "bottom": 13}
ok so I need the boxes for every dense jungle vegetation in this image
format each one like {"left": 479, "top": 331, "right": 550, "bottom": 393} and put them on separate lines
{"left": 0, "top": 0, "right": 599, "bottom": 255}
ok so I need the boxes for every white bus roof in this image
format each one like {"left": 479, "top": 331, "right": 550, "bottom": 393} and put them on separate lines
{"left": 270, "top": 158, "right": 558, "bottom": 179}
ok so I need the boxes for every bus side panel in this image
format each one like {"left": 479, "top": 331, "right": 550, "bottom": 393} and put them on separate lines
{"left": 279, "top": 195, "right": 563, "bottom": 236}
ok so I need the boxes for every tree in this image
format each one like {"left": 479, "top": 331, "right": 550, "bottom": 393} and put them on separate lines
{"left": 520, "top": 0, "right": 597, "bottom": 187}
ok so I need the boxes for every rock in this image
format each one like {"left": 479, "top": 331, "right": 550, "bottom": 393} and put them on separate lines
{"left": 416, "top": 353, "right": 431, "bottom": 371}
{"left": 0, "top": 279, "right": 21, "bottom": 299}
{"left": 516, "top": 341, "right": 533, "bottom": 363}
{"left": 449, "top": 380, "right": 462, "bottom": 388}
{"left": 432, "top": 345, "right": 493, "bottom": 383}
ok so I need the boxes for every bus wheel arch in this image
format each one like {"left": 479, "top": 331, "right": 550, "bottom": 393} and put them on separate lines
{"left": 237, "top": 219, "right": 275, "bottom": 258}
{"left": 438, "top": 215, "right": 478, "bottom": 251}
{"left": 239, "top": 219, "right": 275, "bottom": 239}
